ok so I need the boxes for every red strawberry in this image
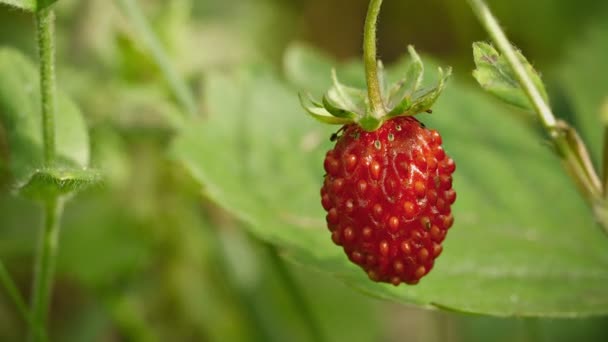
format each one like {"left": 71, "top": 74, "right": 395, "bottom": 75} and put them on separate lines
{"left": 300, "top": 42, "right": 454, "bottom": 285}
{"left": 321, "top": 116, "right": 455, "bottom": 285}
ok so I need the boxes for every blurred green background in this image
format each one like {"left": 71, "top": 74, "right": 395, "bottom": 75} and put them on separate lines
{"left": 1, "top": 0, "right": 608, "bottom": 341}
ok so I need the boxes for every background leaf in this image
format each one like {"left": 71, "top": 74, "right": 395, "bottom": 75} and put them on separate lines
{"left": 0, "top": 47, "right": 96, "bottom": 196}
{"left": 173, "top": 44, "right": 608, "bottom": 317}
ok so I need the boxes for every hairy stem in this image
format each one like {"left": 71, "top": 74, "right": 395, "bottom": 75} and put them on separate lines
{"left": 35, "top": 8, "right": 56, "bottom": 167}
{"left": 115, "top": 0, "right": 197, "bottom": 120}
{"left": 29, "top": 198, "right": 63, "bottom": 341}
{"left": 467, "top": 0, "right": 555, "bottom": 129}
{"left": 363, "top": 0, "right": 385, "bottom": 119}
{"left": 468, "top": 0, "right": 607, "bottom": 234}
{"left": 265, "top": 244, "right": 326, "bottom": 342}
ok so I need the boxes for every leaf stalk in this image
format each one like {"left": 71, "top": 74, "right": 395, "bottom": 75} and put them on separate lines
{"left": 467, "top": 0, "right": 608, "bottom": 235}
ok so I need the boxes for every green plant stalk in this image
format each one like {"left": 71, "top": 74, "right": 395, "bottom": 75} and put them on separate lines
{"left": 0, "top": 261, "right": 46, "bottom": 340}
{"left": 467, "top": 0, "right": 608, "bottom": 234}
{"left": 115, "top": 0, "right": 197, "bottom": 120}
{"left": 601, "top": 99, "right": 608, "bottom": 197}
{"left": 29, "top": 198, "right": 63, "bottom": 341}
{"left": 603, "top": 126, "right": 608, "bottom": 197}
{"left": 265, "top": 244, "right": 326, "bottom": 342}
{"left": 36, "top": 7, "right": 56, "bottom": 167}
{"left": 363, "top": 0, "right": 385, "bottom": 119}
{"left": 29, "top": 7, "right": 64, "bottom": 341}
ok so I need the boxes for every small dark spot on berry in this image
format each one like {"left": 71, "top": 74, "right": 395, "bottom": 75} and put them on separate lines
{"left": 388, "top": 133, "right": 394, "bottom": 142}
{"left": 374, "top": 140, "right": 381, "bottom": 149}
{"left": 421, "top": 217, "right": 431, "bottom": 231}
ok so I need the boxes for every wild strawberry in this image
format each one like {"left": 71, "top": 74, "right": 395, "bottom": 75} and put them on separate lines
{"left": 300, "top": 44, "right": 455, "bottom": 285}
{"left": 321, "top": 116, "right": 455, "bottom": 285}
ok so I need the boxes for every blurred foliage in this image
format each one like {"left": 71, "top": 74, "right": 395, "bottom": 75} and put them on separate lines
{"left": 1, "top": 0, "right": 608, "bottom": 341}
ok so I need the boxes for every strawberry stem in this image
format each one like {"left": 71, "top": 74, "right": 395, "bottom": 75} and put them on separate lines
{"left": 363, "top": 0, "right": 386, "bottom": 120}
{"left": 468, "top": 0, "right": 608, "bottom": 236}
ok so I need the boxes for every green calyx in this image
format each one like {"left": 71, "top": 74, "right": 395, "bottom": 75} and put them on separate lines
{"left": 299, "top": 46, "right": 452, "bottom": 132}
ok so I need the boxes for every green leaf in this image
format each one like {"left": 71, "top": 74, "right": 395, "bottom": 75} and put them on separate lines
{"left": 387, "top": 45, "right": 423, "bottom": 107}
{"left": 0, "top": 0, "right": 58, "bottom": 11}
{"left": 388, "top": 66, "right": 451, "bottom": 117}
{"left": 173, "top": 45, "right": 608, "bottom": 317}
{"left": 0, "top": 48, "right": 97, "bottom": 198}
{"left": 298, "top": 93, "right": 351, "bottom": 125}
{"left": 473, "top": 42, "right": 549, "bottom": 111}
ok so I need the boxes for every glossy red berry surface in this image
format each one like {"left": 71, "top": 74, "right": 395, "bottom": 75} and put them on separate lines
{"left": 321, "top": 116, "right": 456, "bottom": 285}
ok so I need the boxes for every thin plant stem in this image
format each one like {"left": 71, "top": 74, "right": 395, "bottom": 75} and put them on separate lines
{"left": 0, "top": 260, "right": 47, "bottom": 340}
{"left": 603, "top": 127, "right": 608, "bottom": 197}
{"left": 28, "top": 7, "right": 64, "bottom": 341}
{"left": 467, "top": 0, "right": 555, "bottom": 130}
{"left": 601, "top": 99, "right": 608, "bottom": 198}
{"left": 115, "top": 0, "right": 197, "bottom": 119}
{"left": 35, "top": 7, "right": 56, "bottom": 167}
{"left": 467, "top": 0, "right": 608, "bottom": 234}
{"left": 265, "top": 244, "right": 327, "bottom": 342}
{"left": 363, "top": 0, "right": 385, "bottom": 119}
{"left": 29, "top": 198, "right": 63, "bottom": 341}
